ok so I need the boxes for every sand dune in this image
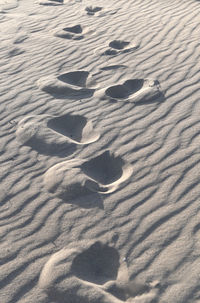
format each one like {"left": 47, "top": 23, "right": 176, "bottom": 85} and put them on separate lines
{"left": 1, "top": 0, "right": 200, "bottom": 302}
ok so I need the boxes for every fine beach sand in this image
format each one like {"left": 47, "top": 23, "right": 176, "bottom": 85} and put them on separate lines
{"left": 1, "top": 0, "right": 200, "bottom": 302}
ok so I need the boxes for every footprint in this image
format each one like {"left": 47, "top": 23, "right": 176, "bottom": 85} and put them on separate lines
{"left": 38, "top": 0, "right": 63, "bottom": 5}
{"left": 71, "top": 241, "right": 120, "bottom": 285}
{"left": 85, "top": 6, "right": 102, "bottom": 15}
{"left": 44, "top": 150, "right": 132, "bottom": 204}
{"left": 57, "top": 71, "right": 89, "bottom": 87}
{"left": 47, "top": 114, "right": 100, "bottom": 144}
{"left": 97, "top": 78, "right": 161, "bottom": 104}
{"left": 38, "top": 241, "right": 121, "bottom": 303}
{"left": 85, "top": 6, "right": 117, "bottom": 17}
{"left": 54, "top": 24, "right": 84, "bottom": 40}
{"left": 81, "top": 150, "right": 130, "bottom": 187}
{"left": 37, "top": 70, "right": 96, "bottom": 99}
{"left": 95, "top": 39, "right": 138, "bottom": 57}
{"left": 39, "top": 240, "right": 158, "bottom": 303}
{"left": 109, "top": 40, "right": 130, "bottom": 50}
{"left": 106, "top": 79, "right": 144, "bottom": 99}
{"left": 102, "top": 40, "right": 138, "bottom": 56}
{"left": 16, "top": 114, "right": 99, "bottom": 157}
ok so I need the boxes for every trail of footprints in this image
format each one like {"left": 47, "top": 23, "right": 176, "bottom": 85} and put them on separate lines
{"left": 37, "top": 69, "right": 161, "bottom": 103}
{"left": 16, "top": 1, "right": 163, "bottom": 302}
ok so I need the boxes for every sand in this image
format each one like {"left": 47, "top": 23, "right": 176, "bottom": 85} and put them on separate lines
{"left": 1, "top": 0, "right": 200, "bottom": 302}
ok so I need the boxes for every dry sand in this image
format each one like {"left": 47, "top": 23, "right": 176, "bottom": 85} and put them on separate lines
{"left": 1, "top": 0, "right": 200, "bottom": 302}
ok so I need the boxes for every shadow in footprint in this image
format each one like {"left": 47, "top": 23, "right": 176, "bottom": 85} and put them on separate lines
{"left": 85, "top": 6, "right": 102, "bottom": 15}
{"left": 72, "top": 241, "right": 120, "bottom": 285}
{"left": 48, "top": 114, "right": 87, "bottom": 142}
{"left": 56, "top": 25, "right": 84, "bottom": 40}
{"left": 47, "top": 114, "right": 99, "bottom": 144}
{"left": 64, "top": 25, "right": 82, "bottom": 34}
{"left": 81, "top": 150, "right": 124, "bottom": 186}
{"left": 58, "top": 71, "right": 89, "bottom": 87}
{"left": 104, "top": 49, "right": 118, "bottom": 56}
{"left": 82, "top": 151, "right": 132, "bottom": 195}
{"left": 109, "top": 40, "right": 130, "bottom": 50}
{"left": 106, "top": 79, "right": 144, "bottom": 100}
{"left": 101, "top": 40, "right": 138, "bottom": 56}
{"left": 38, "top": 70, "right": 95, "bottom": 100}
{"left": 102, "top": 78, "right": 161, "bottom": 104}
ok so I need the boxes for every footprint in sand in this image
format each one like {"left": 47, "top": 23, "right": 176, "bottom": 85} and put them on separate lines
{"left": 16, "top": 113, "right": 99, "bottom": 157}
{"left": 38, "top": 0, "right": 63, "bottom": 5}
{"left": 44, "top": 150, "right": 133, "bottom": 206}
{"left": 37, "top": 70, "right": 96, "bottom": 99}
{"left": 85, "top": 6, "right": 117, "bottom": 17}
{"left": 39, "top": 240, "right": 159, "bottom": 303}
{"left": 85, "top": 6, "right": 102, "bottom": 15}
{"left": 97, "top": 40, "right": 139, "bottom": 56}
{"left": 54, "top": 24, "right": 84, "bottom": 40}
{"left": 96, "top": 78, "right": 161, "bottom": 104}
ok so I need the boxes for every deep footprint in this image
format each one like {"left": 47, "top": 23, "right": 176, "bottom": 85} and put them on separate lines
{"left": 37, "top": 70, "right": 95, "bottom": 99}
{"left": 100, "top": 39, "right": 138, "bottom": 56}
{"left": 103, "top": 78, "right": 161, "bottom": 103}
{"left": 16, "top": 114, "right": 99, "bottom": 157}
{"left": 105, "top": 79, "right": 144, "bottom": 99}
{"left": 63, "top": 25, "right": 82, "bottom": 34}
{"left": 47, "top": 114, "right": 99, "bottom": 144}
{"left": 85, "top": 6, "right": 102, "bottom": 15}
{"left": 57, "top": 71, "right": 89, "bottom": 87}
{"left": 109, "top": 40, "right": 130, "bottom": 50}
{"left": 44, "top": 150, "right": 132, "bottom": 205}
{"left": 71, "top": 241, "right": 120, "bottom": 285}
{"left": 38, "top": 241, "right": 122, "bottom": 303}
{"left": 38, "top": 240, "right": 158, "bottom": 303}
{"left": 55, "top": 25, "right": 84, "bottom": 40}
{"left": 81, "top": 150, "right": 125, "bottom": 185}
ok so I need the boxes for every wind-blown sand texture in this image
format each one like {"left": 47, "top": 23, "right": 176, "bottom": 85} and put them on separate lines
{"left": 1, "top": 0, "right": 200, "bottom": 302}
